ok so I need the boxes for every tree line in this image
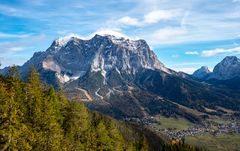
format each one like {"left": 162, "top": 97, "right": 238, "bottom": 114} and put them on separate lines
{"left": 0, "top": 66, "right": 206, "bottom": 151}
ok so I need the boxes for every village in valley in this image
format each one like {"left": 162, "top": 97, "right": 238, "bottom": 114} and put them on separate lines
{"left": 124, "top": 116, "right": 240, "bottom": 140}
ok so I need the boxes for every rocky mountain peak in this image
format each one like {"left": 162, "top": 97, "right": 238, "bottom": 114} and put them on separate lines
{"left": 220, "top": 56, "right": 240, "bottom": 66}
{"left": 12, "top": 34, "right": 171, "bottom": 84}
{"left": 192, "top": 66, "right": 211, "bottom": 79}
{"left": 210, "top": 56, "right": 240, "bottom": 80}
{"left": 50, "top": 35, "right": 82, "bottom": 52}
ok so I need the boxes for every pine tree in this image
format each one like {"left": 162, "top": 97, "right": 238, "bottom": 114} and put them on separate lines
{"left": 26, "top": 66, "right": 44, "bottom": 126}
{"left": 65, "top": 101, "right": 91, "bottom": 150}
{"left": 40, "top": 86, "right": 63, "bottom": 151}
{"left": 57, "top": 90, "right": 71, "bottom": 126}
{"left": 0, "top": 82, "right": 34, "bottom": 151}
{"left": 95, "top": 121, "right": 112, "bottom": 150}
{"left": 6, "top": 66, "right": 28, "bottom": 123}
{"left": 107, "top": 121, "right": 124, "bottom": 151}
{"left": 47, "top": 86, "right": 62, "bottom": 124}
{"left": 25, "top": 66, "right": 46, "bottom": 149}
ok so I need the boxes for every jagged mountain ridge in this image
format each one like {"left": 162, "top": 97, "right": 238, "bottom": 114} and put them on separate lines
{"left": 192, "top": 56, "right": 240, "bottom": 89}
{"left": 209, "top": 56, "right": 240, "bottom": 80}
{"left": 19, "top": 34, "right": 172, "bottom": 85}
{"left": 193, "top": 56, "right": 240, "bottom": 80}
{"left": 1, "top": 35, "right": 240, "bottom": 122}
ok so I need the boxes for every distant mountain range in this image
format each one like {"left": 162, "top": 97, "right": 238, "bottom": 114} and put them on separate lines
{"left": 1, "top": 35, "right": 240, "bottom": 123}
{"left": 193, "top": 56, "right": 240, "bottom": 89}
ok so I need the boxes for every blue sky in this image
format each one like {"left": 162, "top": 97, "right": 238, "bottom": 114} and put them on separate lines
{"left": 0, "top": 0, "right": 240, "bottom": 73}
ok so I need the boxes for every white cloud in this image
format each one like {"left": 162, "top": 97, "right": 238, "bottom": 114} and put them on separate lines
{"left": 169, "top": 62, "right": 211, "bottom": 74}
{"left": 143, "top": 10, "right": 180, "bottom": 24}
{"left": 0, "top": 4, "right": 26, "bottom": 17}
{"left": 92, "top": 28, "right": 129, "bottom": 38}
{"left": 176, "top": 62, "right": 205, "bottom": 66}
{"left": 185, "top": 51, "right": 199, "bottom": 55}
{"left": 118, "top": 16, "right": 140, "bottom": 26}
{"left": 0, "top": 34, "right": 49, "bottom": 68}
{"left": 117, "top": 9, "right": 181, "bottom": 28}
{"left": 150, "top": 27, "right": 186, "bottom": 44}
{"left": 56, "top": 33, "right": 89, "bottom": 41}
{"left": 200, "top": 46, "right": 240, "bottom": 57}
{"left": 0, "top": 34, "right": 47, "bottom": 54}
{"left": 0, "top": 33, "right": 31, "bottom": 38}
{"left": 177, "top": 67, "right": 213, "bottom": 74}
{"left": 174, "top": 67, "right": 197, "bottom": 74}
{"left": 9, "top": 47, "right": 25, "bottom": 52}
{"left": 58, "top": 29, "right": 129, "bottom": 41}
{"left": 0, "top": 57, "right": 27, "bottom": 69}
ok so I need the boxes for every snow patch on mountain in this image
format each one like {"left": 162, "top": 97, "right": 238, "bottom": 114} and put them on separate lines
{"left": 54, "top": 33, "right": 82, "bottom": 47}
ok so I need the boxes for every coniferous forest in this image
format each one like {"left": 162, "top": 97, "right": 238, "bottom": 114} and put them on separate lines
{"left": 0, "top": 66, "right": 206, "bottom": 151}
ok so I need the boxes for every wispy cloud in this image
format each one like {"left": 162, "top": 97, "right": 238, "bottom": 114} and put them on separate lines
{"left": 174, "top": 67, "right": 198, "bottom": 74}
{"left": 233, "top": 0, "right": 240, "bottom": 2}
{"left": 0, "top": 34, "right": 49, "bottom": 67}
{"left": 169, "top": 61, "right": 211, "bottom": 73}
{"left": 118, "top": 16, "right": 140, "bottom": 26}
{"left": 92, "top": 28, "right": 128, "bottom": 38}
{"left": 9, "top": 47, "right": 25, "bottom": 52}
{"left": 0, "top": 4, "right": 28, "bottom": 17}
{"left": 184, "top": 46, "right": 240, "bottom": 57}
{"left": 185, "top": 51, "right": 199, "bottom": 55}
{"left": 200, "top": 46, "right": 240, "bottom": 57}
{"left": 150, "top": 27, "right": 186, "bottom": 44}
{"left": 143, "top": 10, "right": 181, "bottom": 24}
{"left": 0, "top": 33, "right": 32, "bottom": 39}
{"left": 176, "top": 62, "right": 206, "bottom": 66}
{"left": 118, "top": 9, "right": 181, "bottom": 27}
{"left": 0, "top": 42, "right": 26, "bottom": 54}
{"left": 0, "top": 57, "right": 27, "bottom": 68}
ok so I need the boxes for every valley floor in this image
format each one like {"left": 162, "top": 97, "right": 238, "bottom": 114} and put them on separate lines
{"left": 185, "top": 134, "right": 240, "bottom": 151}
{"left": 124, "top": 116, "right": 240, "bottom": 139}
{"left": 124, "top": 115, "right": 240, "bottom": 151}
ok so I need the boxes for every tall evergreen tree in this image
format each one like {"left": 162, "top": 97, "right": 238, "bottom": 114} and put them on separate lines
{"left": 95, "top": 121, "right": 112, "bottom": 150}
{"left": 26, "top": 66, "right": 44, "bottom": 126}
{"left": 65, "top": 101, "right": 91, "bottom": 150}
{"left": 107, "top": 121, "right": 124, "bottom": 150}
{"left": 40, "top": 86, "right": 63, "bottom": 151}
{"left": 25, "top": 66, "right": 46, "bottom": 149}
{"left": 0, "top": 82, "right": 34, "bottom": 151}
{"left": 6, "top": 66, "right": 28, "bottom": 122}
{"left": 57, "top": 90, "right": 71, "bottom": 126}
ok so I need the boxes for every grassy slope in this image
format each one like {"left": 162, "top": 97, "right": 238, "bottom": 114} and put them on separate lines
{"left": 185, "top": 134, "right": 240, "bottom": 151}
{"left": 155, "top": 115, "right": 194, "bottom": 131}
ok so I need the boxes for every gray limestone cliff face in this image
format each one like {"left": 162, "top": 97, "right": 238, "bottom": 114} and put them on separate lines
{"left": 17, "top": 34, "right": 170, "bottom": 84}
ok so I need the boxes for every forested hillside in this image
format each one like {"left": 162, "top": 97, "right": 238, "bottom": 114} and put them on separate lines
{"left": 0, "top": 66, "right": 205, "bottom": 151}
